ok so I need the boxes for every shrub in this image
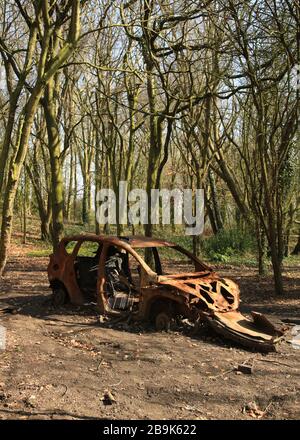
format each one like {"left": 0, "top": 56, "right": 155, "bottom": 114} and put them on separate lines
{"left": 203, "top": 228, "right": 255, "bottom": 261}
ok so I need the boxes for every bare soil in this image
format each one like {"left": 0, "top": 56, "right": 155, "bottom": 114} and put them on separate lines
{"left": 0, "top": 243, "right": 299, "bottom": 420}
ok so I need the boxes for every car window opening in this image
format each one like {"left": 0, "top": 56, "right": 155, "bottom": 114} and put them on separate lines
{"left": 74, "top": 242, "right": 102, "bottom": 300}
{"left": 104, "top": 246, "right": 141, "bottom": 311}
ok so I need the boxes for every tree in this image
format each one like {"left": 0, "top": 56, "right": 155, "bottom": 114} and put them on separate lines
{"left": 0, "top": 0, "right": 82, "bottom": 275}
{"left": 213, "top": 0, "right": 299, "bottom": 294}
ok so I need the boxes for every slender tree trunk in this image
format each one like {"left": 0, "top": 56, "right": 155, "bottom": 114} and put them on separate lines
{"left": 207, "top": 202, "right": 218, "bottom": 234}
{"left": 0, "top": 88, "right": 43, "bottom": 276}
{"left": 270, "top": 245, "right": 284, "bottom": 295}
{"left": 0, "top": 24, "right": 38, "bottom": 194}
{"left": 40, "top": 207, "right": 52, "bottom": 241}
{"left": 284, "top": 204, "right": 295, "bottom": 257}
{"left": 192, "top": 236, "right": 201, "bottom": 257}
{"left": 43, "top": 79, "right": 64, "bottom": 250}
{"left": 66, "top": 147, "right": 74, "bottom": 221}
{"left": 0, "top": 83, "right": 24, "bottom": 195}
{"left": 82, "top": 174, "right": 90, "bottom": 225}
{"left": 40, "top": 193, "right": 52, "bottom": 241}
{"left": 144, "top": 55, "right": 160, "bottom": 242}
{"left": 22, "top": 171, "right": 27, "bottom": 245}
{"left": 292, "top": 233, "right": 300, "bottom": 255}
{"left": 209, "top": 169, "right": 223, "bottom": 231}
{"left": 94, "top": 131, "right": 103, "bottom": 235}
{"left": 256, "top": 222, "right": 266, "bottom": 275}
{"left": 73, "top": 152, "right": 77, "bottom": 222}
{"left": 102, "top": 153, "right": 111, "bottom": 235}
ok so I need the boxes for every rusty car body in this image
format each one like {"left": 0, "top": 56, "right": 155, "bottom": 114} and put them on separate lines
{"left": 47, "top": 234, "right": 284, "bottom": 351}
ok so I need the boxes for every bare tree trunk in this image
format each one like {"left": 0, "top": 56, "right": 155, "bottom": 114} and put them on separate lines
{"left": 40, "top": 202, "right": 52, "bottom": 241}
{"left": 66, "top": 146, "right": 74, "bottom": 222}
{"left": 94, "top": 144, "right": 102, "bottom": 235}
{"left": 22, "top": 171, "right": 27, "bottom": 245}
{"left": 43, "top": 79, "right": 64, "bottom": 250}
{"left": 0, "top": 87, "right": 43, "bottom": 276}
{"left": 208, "top": 169, "right": 223, "bottom": 232}
{"left": 256, "top": 221, "right": 266, "bottom": 275}
{"left": 73, "top": 152, "right": 78, "bottom": 222}
{"left": 292, "top": 232, "right": 300, "bottom": 255}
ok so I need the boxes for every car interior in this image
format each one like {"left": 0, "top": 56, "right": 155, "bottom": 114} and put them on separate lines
{"left": 72, "top": 240, "right": 143, "bottom": 308}
{"left": 73, "top": 242, "right": 102, "bottom": 300}
{"left": 71, "top": 239, "right": 198, "bottom": 308}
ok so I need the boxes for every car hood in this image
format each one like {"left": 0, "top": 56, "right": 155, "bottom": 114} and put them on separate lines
{"left": 157, "top": 272, "right": 240, "bottom": 312}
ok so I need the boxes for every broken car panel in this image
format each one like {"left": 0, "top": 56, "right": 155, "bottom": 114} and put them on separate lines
{"left": 47, "top": 235, "right": 284, "bottom": 351}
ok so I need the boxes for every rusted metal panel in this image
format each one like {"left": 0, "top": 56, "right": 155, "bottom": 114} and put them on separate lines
{"left": 157, "top": 274, "right": 240, "bottom": 312}
{"left": 48, "top": 241, "right": 84, "bottom": 304}
{"left": 201, "top": 310, "right": 284, "bottom": 352}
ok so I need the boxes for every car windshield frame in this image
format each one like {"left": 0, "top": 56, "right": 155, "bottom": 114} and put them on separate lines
{"left": 132, "top": 244, "right": 211, "bottom": 275}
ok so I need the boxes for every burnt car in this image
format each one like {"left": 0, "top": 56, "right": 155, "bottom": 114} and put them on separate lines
{"left": 47, "top": 234, "right": 284, "bottom": 351}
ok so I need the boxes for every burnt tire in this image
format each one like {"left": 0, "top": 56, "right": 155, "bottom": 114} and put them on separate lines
{"left": 155, "top": 311, "right": 172, "bottom": 332}
{"left": 151, "top": 301, "right": 175, "bottom": 332}
{"left": 52, "top": 287, "right": 68, "bottom": 307}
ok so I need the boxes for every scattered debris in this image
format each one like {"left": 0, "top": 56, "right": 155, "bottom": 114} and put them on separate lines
{"left": 282, "top": 318, "right": 300, "bottom": 325}
{"left": 209, "top": 367, "right": 236, "bottom": 379}
{"left": 23, "top": 395, "right": 36, "bottom": 408}
{"left": 236, "top": 357, "right": 256, "bottom": 374}
{"left": 242, "top": 401, "right": 273, "bottom": 419}
{"left": 256, "top": 358, "right": 295, "bottom": 368}
{"left": 237, "top": 363, "right": 253, "bottom": 374}
{"left": 287, "top": 325, "right": 300, "bottom": 350}
{"left": 98, "top": 315, "right": 107, "bottom": 324}
{"left": 60, "top": 384, "right": 68, "bottom": 397}
{"left": 243, "top": 401, "right": 264, "bottom": 418}
{"left": 0, "top": 307, "right": 18, "bottom": 314}
{"left": 0, "top": 391, "right": 9, "bottom": 402}
{"left": 101, "top": 390, "right": 116, "bottom": 406}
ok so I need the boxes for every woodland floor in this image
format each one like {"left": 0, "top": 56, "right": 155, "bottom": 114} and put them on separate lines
{"left": 0, "top": 236, "right": 299, "bottom": 420}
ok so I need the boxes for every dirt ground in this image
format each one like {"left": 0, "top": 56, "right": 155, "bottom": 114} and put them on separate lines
{"left": 0, "top": 243, "right": 299, "bottom": 420}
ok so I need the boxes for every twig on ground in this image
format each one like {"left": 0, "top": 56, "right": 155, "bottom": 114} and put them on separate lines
{"left": 109, "top": 379, "right": 122, "bottom": 387}
{"left": 61, "top": 384, "right": 68, "bottom": 397}
{"left": 209, "top": 367, "right": 236, "bottom": 379}
{"left": 256, "top": 358, "right": 295, "bottom": 368}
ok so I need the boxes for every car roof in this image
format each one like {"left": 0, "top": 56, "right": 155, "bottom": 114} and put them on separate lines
{"left": 61, "top": 234, "right": 176, "bottom": 248}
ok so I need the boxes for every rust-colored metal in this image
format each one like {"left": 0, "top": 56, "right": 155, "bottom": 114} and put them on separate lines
{"left": 47, "top": 234, "right": 284, "bottom": 351}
